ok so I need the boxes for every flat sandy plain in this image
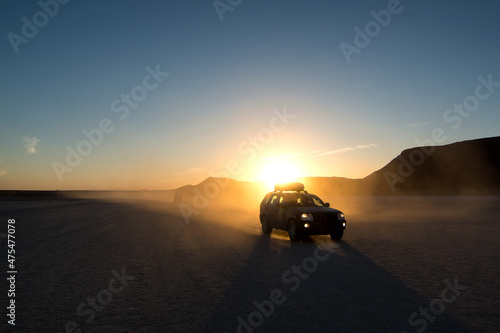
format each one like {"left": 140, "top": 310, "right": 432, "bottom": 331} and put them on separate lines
{"left": 0, "top": 194, "right": 498, "bottom": 332}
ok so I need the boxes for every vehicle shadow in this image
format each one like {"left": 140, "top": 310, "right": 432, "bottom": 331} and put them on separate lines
{"left": 202, "top": 233, "right": 474, "bottom": 333}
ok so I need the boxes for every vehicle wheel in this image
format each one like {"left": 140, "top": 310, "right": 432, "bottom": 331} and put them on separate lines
{"left": 288, "top": 220, "right": 301, "bottom": 241}
{"left": 330, "top": 229, "right": 344, "bottom": 240}
{"left": 261, "top": 216, "right": 272, "bottom": 234}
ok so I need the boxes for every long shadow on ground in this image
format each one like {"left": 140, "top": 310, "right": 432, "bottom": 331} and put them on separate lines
{"left": 202, "top": 233, "right": 474, "bottom": 333}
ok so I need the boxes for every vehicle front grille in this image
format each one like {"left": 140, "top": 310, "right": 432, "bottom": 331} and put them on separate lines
{"left": 312, "top": 212, "right": 338, "bottom": 227}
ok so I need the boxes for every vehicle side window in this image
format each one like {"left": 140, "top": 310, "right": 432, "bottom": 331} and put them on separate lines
{"left": 262, "top": 194, "right": 271, "bottom": 205}
{"left": 278, "top": 196, "right": 284, "bottom": 205}
{"left": 312, "top": 196, "right": 325, "bottom": 207}
{"left": 269, "top": 195, "right": 279, "bottom": 206}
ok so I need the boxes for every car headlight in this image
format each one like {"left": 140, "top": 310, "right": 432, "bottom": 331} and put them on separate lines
{"left": 301, "top": 213, "right": 313, "bottom": 221}
{"left": 338, "top": 213, "right": 345, "bottom": 220}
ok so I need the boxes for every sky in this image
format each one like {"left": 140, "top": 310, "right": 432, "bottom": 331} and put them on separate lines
{"left": 1, "top": 0, "right": 499, "bottom": 190}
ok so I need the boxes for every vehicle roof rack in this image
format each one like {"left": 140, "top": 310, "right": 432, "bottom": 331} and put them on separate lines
{"left": 274, "top": 182, "right": 306, "bottom": 193}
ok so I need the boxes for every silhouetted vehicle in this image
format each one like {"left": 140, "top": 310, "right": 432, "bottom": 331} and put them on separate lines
{"left": 259, "top": 182, "right": 346, "bottom": 241}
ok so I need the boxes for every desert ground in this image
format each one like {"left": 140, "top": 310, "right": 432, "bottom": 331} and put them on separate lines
{"left": 0, "top": 194, "right": 498, "bottom": 332}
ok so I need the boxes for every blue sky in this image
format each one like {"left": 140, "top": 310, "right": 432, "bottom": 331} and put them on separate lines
{"left": 1, "top": 0, "right": 499, "bottom": 189}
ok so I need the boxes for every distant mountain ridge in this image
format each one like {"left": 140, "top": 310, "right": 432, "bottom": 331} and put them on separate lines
{"left": 183, "top": 136, "right": 500, "bottom": 197}
{"left": 363, "top": 136, "right": 500, "bottom": 195}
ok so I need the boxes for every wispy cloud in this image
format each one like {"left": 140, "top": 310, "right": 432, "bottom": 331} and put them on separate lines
{"left": 259, "top": 153, "right": 304, "bottom": 161}
{"left": 0, "top": 169, "right": 6, "bottom": 176}
{"left": 257, "top": 145, "right": 379, "bottom": 161}
{"left": 407, "top": 121, "right": 429, "bottom": 128}
{"left": 311, "top": 143, "right": 378, "bottom": 158}
{"left": 24, "top": 136, "right": 40, "bottom": 153}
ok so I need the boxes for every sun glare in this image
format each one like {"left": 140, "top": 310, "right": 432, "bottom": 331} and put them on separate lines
{"left": 259, "top": 161, "right": 301, "bottom": 190}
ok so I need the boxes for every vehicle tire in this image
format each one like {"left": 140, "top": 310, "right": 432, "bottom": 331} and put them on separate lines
{"left": 288, "top": 220, "right": 301, "bottom": 241}
{"left": 261, "top": 216, "right": 272, "bottom": 234}
{"left": 330, "top": 229, "right": 344, "bottom": 240}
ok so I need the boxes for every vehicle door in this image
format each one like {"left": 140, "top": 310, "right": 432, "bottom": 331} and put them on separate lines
{"left": 275, "top": 195, "right": 287, "bottom": 230}
{"left": 266, "top": 194, "right": 279, "bottom": 227}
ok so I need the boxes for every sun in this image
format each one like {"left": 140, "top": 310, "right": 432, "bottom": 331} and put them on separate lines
{"left": 259, "top": 161, "right": 301, "bottom": 190}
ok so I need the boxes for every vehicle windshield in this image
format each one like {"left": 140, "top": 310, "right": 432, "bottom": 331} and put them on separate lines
{"left": 285, "top": 194, "right": 326, "bottom": 207}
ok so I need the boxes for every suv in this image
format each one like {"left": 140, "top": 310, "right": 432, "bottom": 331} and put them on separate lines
{"left": 259, "top": 182, "right": 346, "bottom": 241}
